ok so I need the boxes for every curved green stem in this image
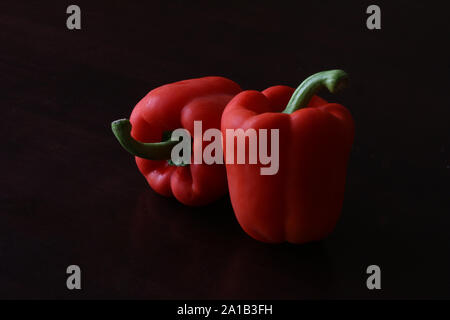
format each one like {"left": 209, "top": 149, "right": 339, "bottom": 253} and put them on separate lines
{"left": 282, "top": 69, "right": 349, "bottom": 114}
{"left": 111, "top": 119, "right": 178, "bottom": 160}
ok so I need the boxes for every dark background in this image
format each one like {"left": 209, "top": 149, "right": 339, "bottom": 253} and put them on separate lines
{"left": 1, "top": 0, "right": 449, "bottom": 299}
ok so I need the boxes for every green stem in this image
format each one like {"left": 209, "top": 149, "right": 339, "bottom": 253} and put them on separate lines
{"left": 111, "top": 119, "right": 178, "bottom": 160}
{"left": 282, "top": 69, "right": 349, "bottom": 114}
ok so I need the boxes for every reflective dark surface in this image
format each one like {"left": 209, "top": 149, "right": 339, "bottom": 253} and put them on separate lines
{"left": 1, "top": 1, "right": 449, "bottom": 299}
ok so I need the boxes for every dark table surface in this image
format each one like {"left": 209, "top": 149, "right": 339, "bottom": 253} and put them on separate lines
{"left": 1, "top": 1, "right": 449, "bottom": 299}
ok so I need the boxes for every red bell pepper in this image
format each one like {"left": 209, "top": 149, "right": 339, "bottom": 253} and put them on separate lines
{"left": 112, "top": 76, "right": 241, "bottom": 206}
{"left": 221, "top": 70, "right": 354, "bottom": 243}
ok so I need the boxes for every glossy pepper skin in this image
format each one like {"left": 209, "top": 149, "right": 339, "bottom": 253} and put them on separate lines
{"left": 112, "top": 77, "right": 241, "bottom": 206}
{"left": 221, "top": 70, "right": 354, "bottom": 243}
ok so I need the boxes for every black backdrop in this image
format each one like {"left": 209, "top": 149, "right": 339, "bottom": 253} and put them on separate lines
{"left": 1, "top": 0, "right": 449, "bottom": 299}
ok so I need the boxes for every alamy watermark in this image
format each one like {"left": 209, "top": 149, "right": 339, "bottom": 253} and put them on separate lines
{"left": 366, "top": 5, "right": 381, "bottom": 30}
{"left": 66, "top": 265, "right": 81, "bottom": 290}
{"left": 170, "top": 121, "right": 279, "bottom": 175}
{"left": 366, "top": 265, "right": 381, "bottom": 290}
{"left": 66, "top": 5, "right": 81, "bottom": 30}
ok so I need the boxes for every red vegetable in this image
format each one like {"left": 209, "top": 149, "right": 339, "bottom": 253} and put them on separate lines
{"left": 221, "top": 70, "right": 354, "bottom": 243}
{"left": 112, "top": 77, "right": 241, "bottom": 206}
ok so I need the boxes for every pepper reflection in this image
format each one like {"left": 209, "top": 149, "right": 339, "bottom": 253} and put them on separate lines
{"left": 129, "top": 190, "right": 334, "bottom": 299}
